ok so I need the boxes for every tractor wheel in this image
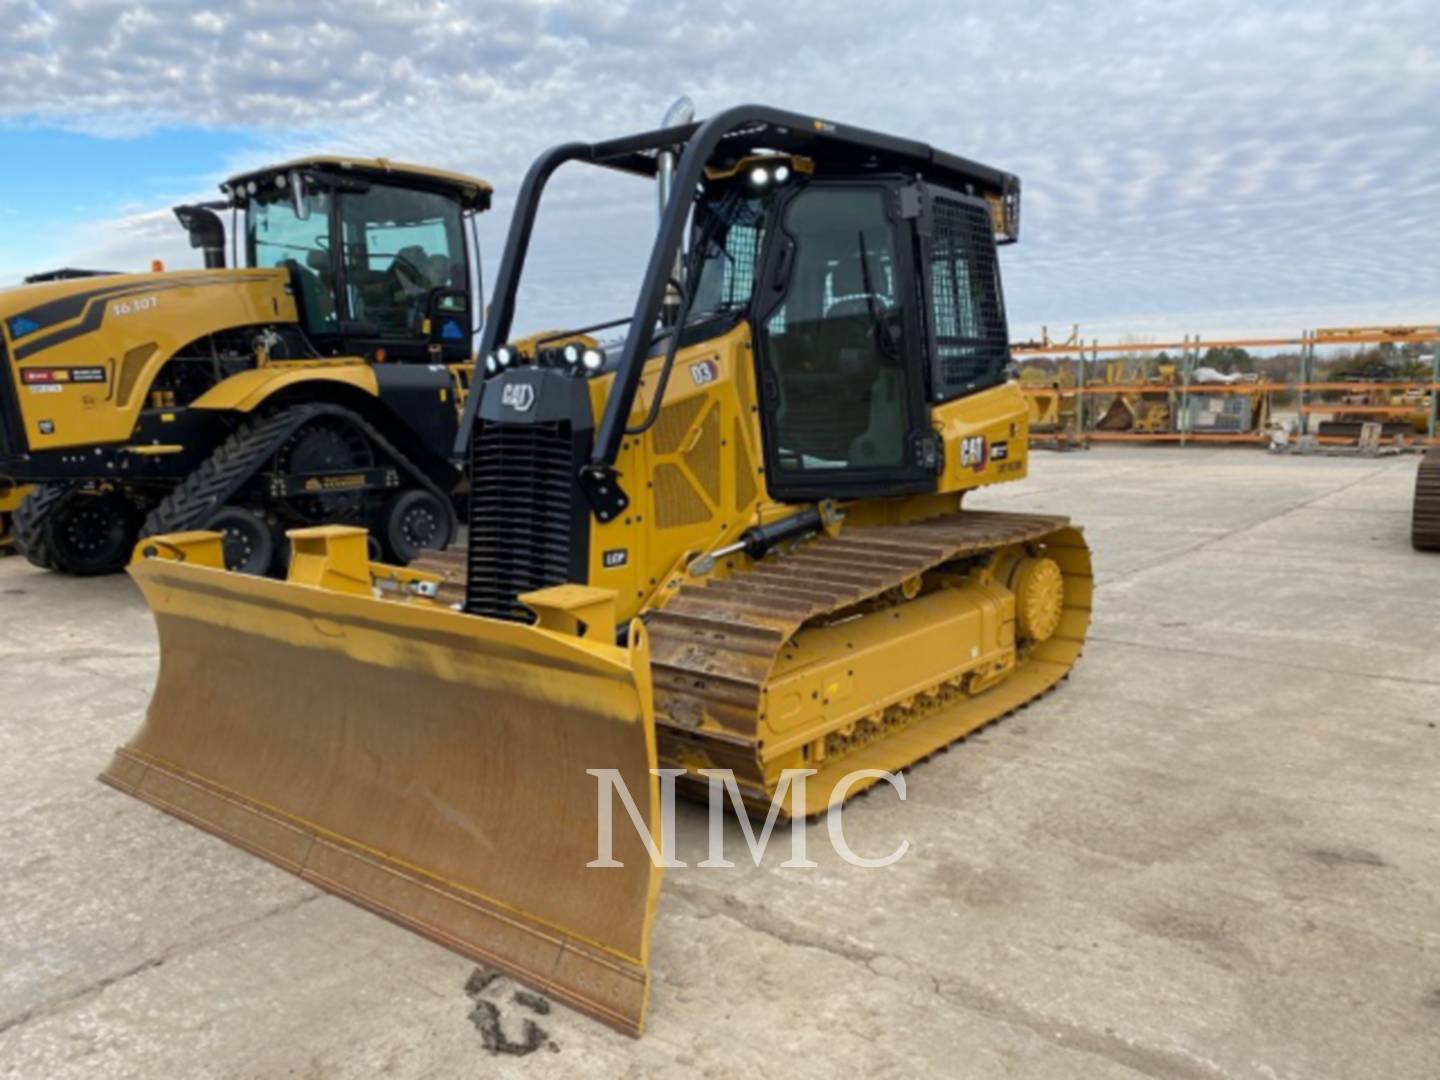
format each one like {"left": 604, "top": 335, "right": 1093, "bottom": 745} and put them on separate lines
{"left": 44, "top": 488, "right": 139, "bottom": 576}
{"left": 205, "top": 506, "right": 278, "bottom": 576}
{"left": 278, "top": 415, "right": 376, "bottom": 523}
{"left": 379, "top": 488, "right": 456, "bottom": 565}
{"left": 13, "top": 483, "right": 73, "bottom": 570}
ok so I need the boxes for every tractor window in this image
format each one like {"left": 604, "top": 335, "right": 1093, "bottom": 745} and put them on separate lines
{"left": 340, "top": 184, "right": 467, "bottom": 338}
{"left": 756, "top": 187, "right": 914, "bottom": 479}
{"left": 248, "top": 190, "right": 338, "bottom": 335}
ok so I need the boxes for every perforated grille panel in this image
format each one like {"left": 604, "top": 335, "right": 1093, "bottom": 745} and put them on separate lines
{"left": 733, "top": 417, "right": 757, "bottom": 512}
{"left": 927, "top": 193, "right": 1009, "bottom": 400}
{"left": 652, "top": 396, "right": 706, "bottom": 455}
{"left": 653, "top": 463, "right": 711, "bottom": 528}
{"left": 684, "top": 407, "right": 721, "bottom": 504}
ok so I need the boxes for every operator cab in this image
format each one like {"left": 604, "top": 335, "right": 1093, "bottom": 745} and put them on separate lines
{"left": 206, "top": 157, "right": 490, "bottom": 364}
{"left": 469, "top": 107, "right": 1020, "bottom": 511}
{"left": 684, "top": 153, "right": 1015, "bottom": 498}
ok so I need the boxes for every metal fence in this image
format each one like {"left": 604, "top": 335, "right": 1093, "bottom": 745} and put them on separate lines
{"left": 1012, "top": 324, "right": 1440, "bottom": 448}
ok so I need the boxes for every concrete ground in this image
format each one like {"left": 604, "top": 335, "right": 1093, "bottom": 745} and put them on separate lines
{"left": 1, "top": 446, "right": 1437, "bottom": 1079}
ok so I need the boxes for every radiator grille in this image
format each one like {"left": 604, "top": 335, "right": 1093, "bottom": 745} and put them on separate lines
{"left": 466, "top": 420, "right": 577, "bottom": 621}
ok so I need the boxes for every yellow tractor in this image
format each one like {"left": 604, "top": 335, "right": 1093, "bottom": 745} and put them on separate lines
{"left": 100, "top": 106, "right": 1093, "bottom": 1035}
{"left": 0, "top": 157, "right": 488, "bottom": 574}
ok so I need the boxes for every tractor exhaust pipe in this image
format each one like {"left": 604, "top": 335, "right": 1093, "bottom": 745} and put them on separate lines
{"left": 657, "top": 96, "right": 694, "bottom": 324}
{"left": 173, "top": 205, "right": 227, "bottom": 269}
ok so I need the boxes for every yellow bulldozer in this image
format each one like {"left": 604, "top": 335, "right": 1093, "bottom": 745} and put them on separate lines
{"left": 100, "top": 106, "right": 1093, "bottom": 1035}
{"left": 0, "top": 157, "right": 489, "bottom": 575}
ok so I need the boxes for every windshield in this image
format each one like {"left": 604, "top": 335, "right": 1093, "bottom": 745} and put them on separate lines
{"left": 246, "top": 181, "right": 468, "bottom": 341}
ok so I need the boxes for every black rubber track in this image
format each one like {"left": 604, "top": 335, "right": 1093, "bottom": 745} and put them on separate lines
{"left": 141, "top": 403, "right": 453, "bottom": 560}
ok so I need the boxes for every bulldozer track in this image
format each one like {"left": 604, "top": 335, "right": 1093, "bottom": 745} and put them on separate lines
{"left": 645, "top": 509, "right": 1092, "bottom": 814}
{"left": 142, "top": 403, "right": 450, "bottom": 544}
{"left": 1414, "top": 447, "right": 1440, "bottom": 552}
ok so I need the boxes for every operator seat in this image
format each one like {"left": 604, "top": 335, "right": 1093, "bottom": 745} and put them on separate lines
{"left": 280, "top": 256, "right": 336, "bottom": 329}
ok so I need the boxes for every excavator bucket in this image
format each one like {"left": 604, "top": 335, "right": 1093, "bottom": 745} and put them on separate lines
{"left": 100, "top": 528, "right": 663, "bottom": 1036}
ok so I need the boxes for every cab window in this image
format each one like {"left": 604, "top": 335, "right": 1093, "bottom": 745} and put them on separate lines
{"left": 755, "top": 186, "right": 914, "bottom": 478}
{"left": 248, "top": 189, "right": 338, "bottom": 335}
{"left": 340, "top": 184, "right": 467, "bottom": 338}
{"left": 690, "top": 196, "right": 766, "bottom": 316}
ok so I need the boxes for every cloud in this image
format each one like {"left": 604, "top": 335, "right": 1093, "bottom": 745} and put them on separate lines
{"left": 2, "top": 0, "right": 1438, "bottom": 336}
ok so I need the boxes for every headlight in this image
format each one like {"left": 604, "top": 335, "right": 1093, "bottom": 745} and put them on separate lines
{"left": 748, "top": 166, "right": 769, "bottom": 187}
{"left": 582, "top": 347, "right": 605, "bottom": 372}
{"left": 484, "top": 353, "right": 499, "bottom": 374}
{"left": 562, "top": 343, "right": 582, "bottom": 365}
{"left": 774, "top": 165, "right": 790, "bottom": 183}
{"left": 495, "top": 346, "right": 514, "bottom": 368}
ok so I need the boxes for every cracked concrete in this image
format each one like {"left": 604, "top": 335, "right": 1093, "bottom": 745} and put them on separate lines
{"left": 1, "top": 446, "right": 1437, "bottom": 1078}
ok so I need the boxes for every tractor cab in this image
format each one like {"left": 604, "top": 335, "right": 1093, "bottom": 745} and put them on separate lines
{"left": 179, "top": 157, "right": 491, "bottom": 365}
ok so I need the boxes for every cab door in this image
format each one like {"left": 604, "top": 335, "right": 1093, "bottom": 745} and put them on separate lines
{"left": 335, "top": 182, "right": 473, "bottom": 364}
{"left": 751, "top": 182, "right": 937, "bottom": 500}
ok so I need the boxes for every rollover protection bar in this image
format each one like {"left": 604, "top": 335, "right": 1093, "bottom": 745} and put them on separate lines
{"left": 455, "top": 104, "right": 1021, "bottom": 518}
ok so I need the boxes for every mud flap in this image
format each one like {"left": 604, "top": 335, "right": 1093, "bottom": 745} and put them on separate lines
{"left": 101, "top": 536, "right": 663, "bottom": 1035}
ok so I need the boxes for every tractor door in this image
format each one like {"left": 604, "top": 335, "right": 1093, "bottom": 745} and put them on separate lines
{"left": 335, "top": 182, "right": 473, "bottom": 364}
{"left": 751, "top": 182, "right": 937, "bottom": 500}
{"left": 248, "top": 188, "right": 342, "bottom": 340}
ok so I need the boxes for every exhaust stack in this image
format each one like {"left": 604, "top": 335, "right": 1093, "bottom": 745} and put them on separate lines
{"left": 173, "top": 205, "right": 227, "bottom": 269}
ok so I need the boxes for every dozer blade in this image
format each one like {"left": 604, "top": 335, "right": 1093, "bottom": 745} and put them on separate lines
{"left": 101, "top": 530, "right": 663, "bottom": 1036}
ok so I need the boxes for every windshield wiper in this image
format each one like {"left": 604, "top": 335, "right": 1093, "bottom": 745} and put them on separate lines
{"left": 857, "top": 230, "right": 901, "bottom": 361}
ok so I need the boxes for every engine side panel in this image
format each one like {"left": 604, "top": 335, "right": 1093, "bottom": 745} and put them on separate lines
{"left": 0, "top": 269, "right": 294, "bottom": 454}
{"left": 188, "top": 363, "right": 380, "bottom": 412}
{"left": 931, "top": 381, "right": 1031, "bottom": 495}
{"left": 581, "top": 323, "right": 771, "bottom": 626}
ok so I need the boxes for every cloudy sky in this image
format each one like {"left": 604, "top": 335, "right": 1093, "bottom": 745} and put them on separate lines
{"left": 1, "top": 0, "right": 1437, "bottom": 341}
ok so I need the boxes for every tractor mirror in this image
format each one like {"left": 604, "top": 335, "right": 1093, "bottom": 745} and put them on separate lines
{"left": 290, "top": 170, "right": 310, "bottom": 221}
{"left": 426, "top": 288, "right": 472, "bottom": 349}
